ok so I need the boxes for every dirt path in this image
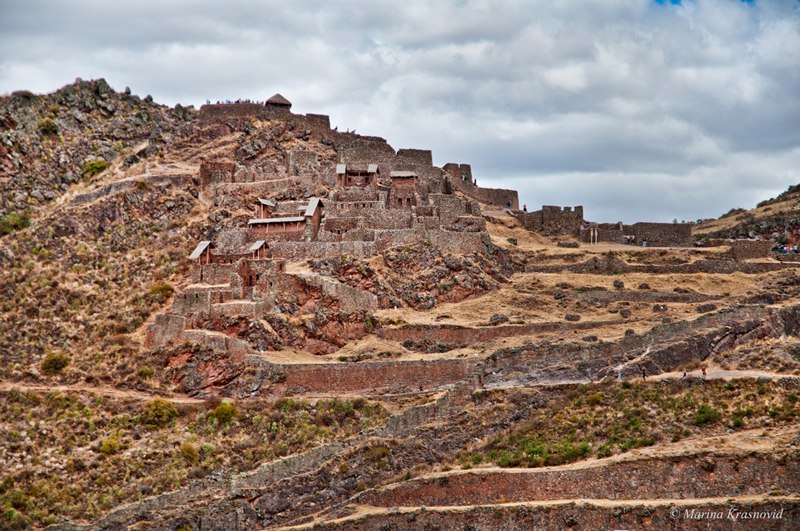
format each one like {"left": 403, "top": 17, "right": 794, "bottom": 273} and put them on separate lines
{"left": 651, "top": 368, "right": 789, "bottom": 381}
{"left": 0, "top": 381, "right": 203, "bottom": 404}
{"left": 274, "top": 494, "right": 800, "bottom": 530}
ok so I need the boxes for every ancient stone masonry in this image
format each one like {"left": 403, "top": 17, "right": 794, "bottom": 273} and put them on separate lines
{"left": 442, "top": 162, "right": 520, "bottom": 209}
{"left": 148, "top": 94, "right": 498, "bottom": 357}
{"left": 518, "top": 205, "right": 584, "bottom": 235}
{"left": 723, "top": 239, "right": 773, "bottom": 260}
{"left": 515, "top": 203, "right": 695, "bottom": 247}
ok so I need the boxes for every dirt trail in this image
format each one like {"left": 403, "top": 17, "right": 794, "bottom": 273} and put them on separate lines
{"left": 651, "top": 368, "right": 790, "bottom": 381}
{"left": 274, "top": 494, "right": 800, "bottom": 530}
{"left": 0, "top": 381, "right": 203, "bottom": 404}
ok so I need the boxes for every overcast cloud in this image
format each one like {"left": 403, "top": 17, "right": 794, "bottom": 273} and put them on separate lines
{"left": 1, "top": 0, "right": 798, "bottom": 222}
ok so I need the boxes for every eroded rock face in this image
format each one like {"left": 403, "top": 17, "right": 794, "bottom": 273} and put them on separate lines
{"left": 165, "top": 343, "right": 247, "bottom": 395}
{"left": 310, "top": 244, "right": 512, "bottom": 310}
{"left": 0, "top": 78, "right": 196, "bottom": 217}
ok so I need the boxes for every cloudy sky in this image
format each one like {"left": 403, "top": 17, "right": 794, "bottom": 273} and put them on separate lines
{"left": 1, "top": 0, "right": 798, "bottom": 222}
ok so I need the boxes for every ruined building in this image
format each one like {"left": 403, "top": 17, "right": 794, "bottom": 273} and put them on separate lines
{"left": 147, "top": 94, "right": 512, "bottom": 351}
{"left": 515, "top": 204, "right": 693, "bottom": 247}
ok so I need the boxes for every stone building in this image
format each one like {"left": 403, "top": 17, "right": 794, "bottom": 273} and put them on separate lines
{"left": 152, "top": 94, "right": 500, "bottom": 352}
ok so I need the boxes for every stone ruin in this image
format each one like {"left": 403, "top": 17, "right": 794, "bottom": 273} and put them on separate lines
{"left": 515, "top": 204, "right": 694, "bottom": 247}
{"left": 147, "top": 94, "right": 511, "bottom": 352}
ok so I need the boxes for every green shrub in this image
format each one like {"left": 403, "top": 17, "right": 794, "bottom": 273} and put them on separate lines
{"left": 208, "top": 402, "right": 238, "bottom": 426}
{"left": 0, "top": 213, "right": 31, "bottom": 236}
{"left": 140, "top": 398, "right": 178, "bottom": 428}
{"left": 37, "top": 118, "right": 58, "bottom": 136}
{"left": 99, "top": 433, "right": 121, "bottom": 455}
{"left": 587, "top": 393, "right": 604, "bottom": 406}
{"left": 179, "top": 442, "right": 199, "bottom": 464}
{"left": 82, "top": 160, "right": 108, "bottom": 177}
{"left": 2, "top": 507, "right": 30, "bottom": 530}
{"left": 596, "top": 443, "right": 613, "bottom": 458}
{"left": 693, "top": 404, "right": 721, "bottom": 425}
{"left": 137, "top": 366, "right": 154, "bottom": 379}
{"left": 40, "top": 352, "right": 70, "bottom": 374}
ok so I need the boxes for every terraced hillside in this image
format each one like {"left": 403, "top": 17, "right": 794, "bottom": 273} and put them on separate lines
{"left": 0, "top": 82, "right": 798, "bottom": 529}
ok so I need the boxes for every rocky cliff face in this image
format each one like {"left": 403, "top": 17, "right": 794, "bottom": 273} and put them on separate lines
{"left": 0, "top": 79, "right": 195, "bottom": 220}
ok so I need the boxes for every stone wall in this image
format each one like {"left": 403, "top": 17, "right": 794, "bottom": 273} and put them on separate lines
{"left": 267, "top": 240, "right": 378, "bottom": 260}
{"left": 542, "top": 205, "right": 584, "bottom": 234}
{"left": 198, "top": 103, "right": 269, "bottom": 124}
{"left": 286, "top": 148, "right": 320, "bottom": 177}
{"left": 199, "top": 161, "right": 236, "bottom": 186}
{"left": 69, "top": 174, "right": 191, "bottom": 206}
{"left": 517, "top": 205, "right": 584, "bottom": 235}
{"left": 172, "top": 288, "right": 213, "bottom": 316}
{"left": 145, "top": 314, "right": 186, "bottom": 348}
{"left": 192, "top": 263, "right": 235, "bottom": 285}
{"left": 579, "top": 223, "right": 625, "bottom": 244}
{"left": 443, "top": 163, "right": 519, "bottom": 209}
{"left": 282, "top": 358, "right": 471, "bottom": 393}
{"left": 730, "top": 239, "right": 773, "bottom": 260}
{"left": 334, "top": 134, "right": 396, "bottom": 164}
{"left": 313, "top": 500, "right": 798, "bottom": 531}
{"left": 284, "top": 273, "right": 378, "bottom": 312}
{"left": 629, "top": 222, "right": 693, "bottom": 247}
{"left": 360, "top": 453, "right": 799, "bottom": 507}
{"left": 362, "top": 209, "right": 413, "bottom": 230}
{"left": 396, "top": 148, "right": 433, "bottom": 166}
{"left": 332, "top": 188, "right": 382, "bottom": 202}
{"left": 215, "top": 178, "right": 304, "bottom": 197}
{"left": 430, "top": 194, "right": 470, "bottom": 225}
{"left": 210, "top": 300, "right": 271, "bottom": 319}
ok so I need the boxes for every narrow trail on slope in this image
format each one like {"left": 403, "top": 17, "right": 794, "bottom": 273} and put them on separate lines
{"left": 0, "top": 381, "right": 204, "bottom": 404}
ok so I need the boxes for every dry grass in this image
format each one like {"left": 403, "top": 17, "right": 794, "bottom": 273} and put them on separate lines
{"left": 463, "top": 379, "right": 798, "bottom": 469}
{"left": 0, "top": 389, "right": 387, "bottom": 528}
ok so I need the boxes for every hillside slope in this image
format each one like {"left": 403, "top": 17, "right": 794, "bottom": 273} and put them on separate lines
{"left": 1, "top": 82, "right": 799, "bottom": 529}
{"left": 695, "top": 184, "right": 800, "bottom": 242}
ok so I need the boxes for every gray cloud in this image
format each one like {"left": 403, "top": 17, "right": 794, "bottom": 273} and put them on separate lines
{"left": 1, "top": 0, "right": 798, "bottom": 222}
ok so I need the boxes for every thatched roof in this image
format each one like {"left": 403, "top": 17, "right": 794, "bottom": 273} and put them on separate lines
{"left": 266, "top": 93, "right": 292, "bottom": 107}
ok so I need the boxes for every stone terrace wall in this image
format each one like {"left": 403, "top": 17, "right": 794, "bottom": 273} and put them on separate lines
{"left": 282, "top": 358, "right": 471, "bottom": 393}
{"left": 360, "top": 453, "right": 800, "bottom": 507}
{"left": 630, "top": 222, "right": 693, "bottom": 247}
{"left": 69, "top": 174, "right": 191, "bottom": 206}
{"left": 146, "top": 314, "right": 187, "bottom": 348}
{"left": 362, "top": 209, "right": 413, "bottom": 230}
{"left": 372, "top": 229, "right": 488, "bottom": 255}
{"left": 315, "top": 500, "right": 798, "bottom": 531}
{"left": 268, "top": 240, "right": 377, "bottom": 260}
{"left": 730, "top": 239, "right": 773, "bottom": 260}
{"left": 199, "top": 161, "right": 236, "bottom": 186}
